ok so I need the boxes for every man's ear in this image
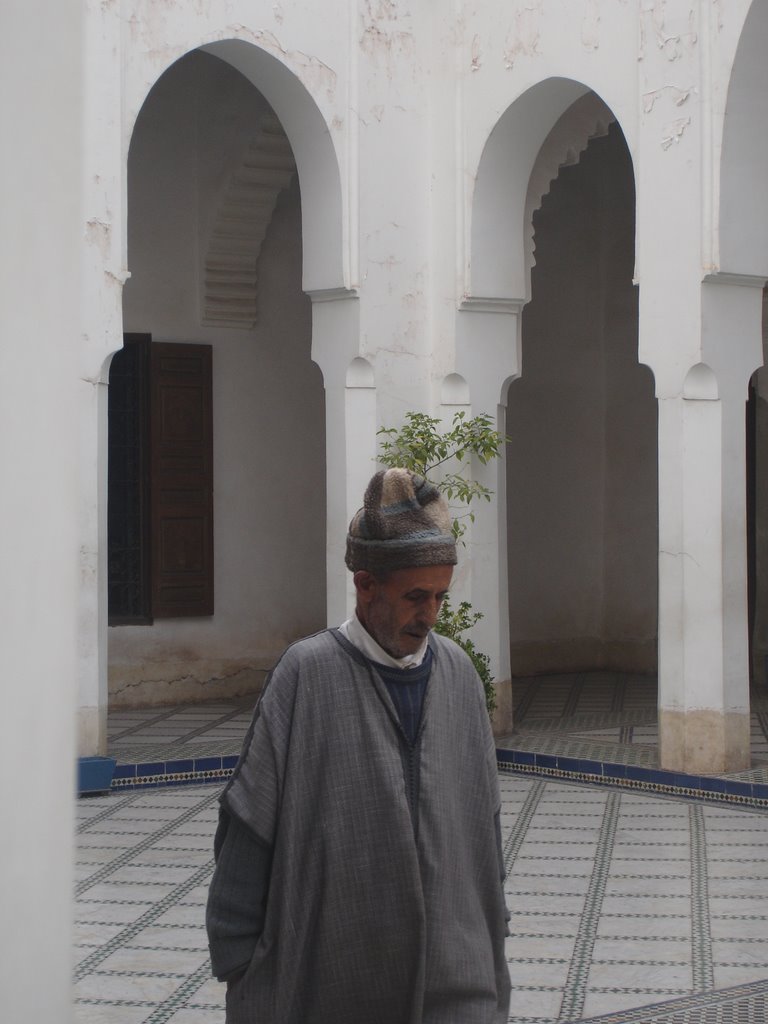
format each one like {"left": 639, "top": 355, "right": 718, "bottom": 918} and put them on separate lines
{"left": 353, "top": 570, "right": 378, "bottom": 605}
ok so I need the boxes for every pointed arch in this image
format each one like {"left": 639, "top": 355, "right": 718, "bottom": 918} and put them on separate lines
{"left": 468, "top": 79, "right": 635, "bottom": 306}
{"left": 467, "top": 77, "right": 591, "bottom": 302}
{"left": 201, "top": 39, "right": 345, "bottom": 295}
{"left": 127, "top": 37, "right": 347, "bottom": 297}
{"left": 719, "top": 0, "right": 768, "bottom": 279}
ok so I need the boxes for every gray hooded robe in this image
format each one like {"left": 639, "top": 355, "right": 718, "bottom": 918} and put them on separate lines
{"left": 209, "top": 628, "right": 511, "bottom": 1024}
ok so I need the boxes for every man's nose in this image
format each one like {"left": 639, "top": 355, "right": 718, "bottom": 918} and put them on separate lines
{"left": 419, "top": 599, "right": 442, "bottom": 626}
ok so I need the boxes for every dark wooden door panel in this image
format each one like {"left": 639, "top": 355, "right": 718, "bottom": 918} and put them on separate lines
{"left": 107, "top": 334, "right": 151, "bottom": 623}
{"left": 150, "top": 343, "right": 214, "bottom": 617}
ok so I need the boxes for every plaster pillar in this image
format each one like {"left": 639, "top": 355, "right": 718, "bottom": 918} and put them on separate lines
{"left": 752, "top": 298, "right": 768, "bottom": 683}
{"left": 455, "top": 300, "right": 522, "bottom": 734}
{"left": 0, "top": 1, "right": 83, "bottom": 1019}
{"left": 310, "top": 290, "right": 368, "bottom": 626}
{"left": 656, "top": 279, "right": 763, "bottom": 773}
{"left": 78, "top": 0, "right": 126, "bottom": 756}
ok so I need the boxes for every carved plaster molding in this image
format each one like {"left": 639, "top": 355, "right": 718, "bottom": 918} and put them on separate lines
{"left": 458, "top": 296, "right": 525, "bottom": 315}
{"left": 202, "top": 114, "right": 297, "bottom": 328}
{"left": 525, "top": 92, "right": 616, "bottom": 278}
{"left": 702, "top": 271, "right": 768, "bottom": 290}
{"left": 306, "top": 286, "right": 360, "bottom": 304}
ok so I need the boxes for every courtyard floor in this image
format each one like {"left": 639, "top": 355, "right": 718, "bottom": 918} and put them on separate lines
{"left": 73, "top": 673, "right": 768, "bottom": 1022}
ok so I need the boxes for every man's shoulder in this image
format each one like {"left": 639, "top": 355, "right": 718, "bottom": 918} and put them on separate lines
{"left": 267, "top": 628, "right": 357, "bottom": 685}
{"left": 280, "top": 628, "right": 344, "bottom": 664}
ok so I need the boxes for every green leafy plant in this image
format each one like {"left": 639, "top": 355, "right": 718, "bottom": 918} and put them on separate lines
{"left": 377, "top": 410, "right": 507, "bottom": 719}
{"left": 435, "top": 598, "right": 496, "bottom": 719}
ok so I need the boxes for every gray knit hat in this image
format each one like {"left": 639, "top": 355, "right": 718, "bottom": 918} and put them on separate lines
{"left": 345, "top": 468, "right": 457, "bottom": 573}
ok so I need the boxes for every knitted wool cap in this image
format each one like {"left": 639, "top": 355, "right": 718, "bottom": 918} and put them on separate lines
{"left": 345, "top": 468, "right": 457, "bottom": 573}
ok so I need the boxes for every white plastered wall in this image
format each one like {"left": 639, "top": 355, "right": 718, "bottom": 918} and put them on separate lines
{"left": 0, "top": 3, "right": 83, "bottom": 1020}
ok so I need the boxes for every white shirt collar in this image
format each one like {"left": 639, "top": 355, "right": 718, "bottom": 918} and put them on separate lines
{"left": 339, "top": 612, "right": 429, "bottom": 669}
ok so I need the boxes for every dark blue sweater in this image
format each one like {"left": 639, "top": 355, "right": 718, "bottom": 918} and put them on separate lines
{"left": 368, "top": 645, "right": 433, "bottom": 745}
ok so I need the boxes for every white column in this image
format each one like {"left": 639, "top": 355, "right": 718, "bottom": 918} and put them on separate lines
{"left": 310, "top": 290, "right": 369, "bottom": 626}
{"left": 455, "top": 300, "right": 522, "bottom": 733}
{"left": 0, "top": 1, "right": 83, "bottom": 1019}
{"left": 79, "top": 0, "right": 126, "bottom": 756}
{"left": 655, "top": 279, "right": 763, "bottom": 773}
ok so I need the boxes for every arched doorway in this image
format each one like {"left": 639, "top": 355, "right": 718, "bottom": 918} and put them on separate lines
{"left": 507, "top": 118, "right": 657, "bottom": 694}
{"left": 108, "top": 49, "right": 326, "bottom": 709}
{"left": 720, "top": 0, "right": 768, "bottom": 693}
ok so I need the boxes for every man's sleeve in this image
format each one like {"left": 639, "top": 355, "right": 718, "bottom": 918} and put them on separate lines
{"left": 205, "top": 809, "right": 272, "bottom": 982}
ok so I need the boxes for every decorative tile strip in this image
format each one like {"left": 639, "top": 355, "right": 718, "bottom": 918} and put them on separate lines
{"left": 76, "top": 788, "right": 220, "bottom": 897}
{"left": 141, "top": 959, "right": 213, "bottom": 1024}
{"left": 111, "top": 761, "right": 237, "bottom": 792}
{"left": 74, "top": 859, "right": 215, "bottom": 981}
{"left": 688, "top": 803, "right": 714, "bottom": 992}
{"left": 558, "top": 792, "right": 621, "bottom": 1021}
{"left": 502, "top": 779, "right": 546, "bottom": 879}
{"left": 497, "top": 755, "right": 768, "bottom": 811}
{"left": 575, "top": 976, "right": 768, "bottom": 1023}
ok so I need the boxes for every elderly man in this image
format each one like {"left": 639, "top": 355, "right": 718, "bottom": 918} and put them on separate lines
{"left": 206, "top": 468, "right": 511, "bottom": 1024}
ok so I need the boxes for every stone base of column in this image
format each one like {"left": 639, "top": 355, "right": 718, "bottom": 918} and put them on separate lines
{"left": 77, "top": 705, "right": 108, "bottom": 758}
{"left": 659, "top": 708, "right": 751, "bottom": 774}
{"left": 491, "top": 677, "right": 514, "bottom": 736}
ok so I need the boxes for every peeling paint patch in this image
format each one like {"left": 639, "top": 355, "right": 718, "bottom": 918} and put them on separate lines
{"left": 105, "top": 268, "right": 131, "bottom": 287}
{"left": 86, "top": 218, "right": 111, "bottom": 259}
{"left": 639, "top": 0, "right": 698, "bottom": 62}
{"left": 643, "top": 85, "right": 692, "bottom": 113}
{"left": 503, "top": 1, "right": 542, "bottom": 69}
{"left": 224, "top": 24, "right": 337, "bottom": 99}
{"left": 661, "top": 116, "right": 691, "bottom": 149}
{"left": 470, "top": 35, "right": 482, "bottom": 72}
{"left": 360, "top": 0, "right": 415, "bottom": 73}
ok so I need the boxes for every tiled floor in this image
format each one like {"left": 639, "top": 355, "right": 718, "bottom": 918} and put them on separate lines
{"left": 498, "top": 673, "right": 768, "bottom": 808}
{"left": 73, "top": 674, "right": 768, "bottom": 1022}
{"left": 506, "top": 672, "right": 768, "bottom": 775}
{"left": 75, "top": 774, "right": 768, "bottom": 1023}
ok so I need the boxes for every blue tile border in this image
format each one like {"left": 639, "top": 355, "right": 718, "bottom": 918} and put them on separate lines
{"left": 77, "top": 756, "right": 116, "bottom": 795}
{"left": 105, "top": 742, "right": 768, "bottom": 806}
{"left": 496, "top": 745, "right": 768, "bottom": 810}
{"left": 108, "top": 759, "right": 235, "bottom": 792}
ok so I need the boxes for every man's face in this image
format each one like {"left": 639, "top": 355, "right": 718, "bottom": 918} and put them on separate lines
{"left": 354, "top": 564, "right": 453, "bottom": 659}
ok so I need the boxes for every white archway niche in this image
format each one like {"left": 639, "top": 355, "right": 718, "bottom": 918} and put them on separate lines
{"left": 461, "top": 81, "right": 635, "bottom": 733}
{"left": 201, "top": 38, "right": 349, "bottom": 296}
